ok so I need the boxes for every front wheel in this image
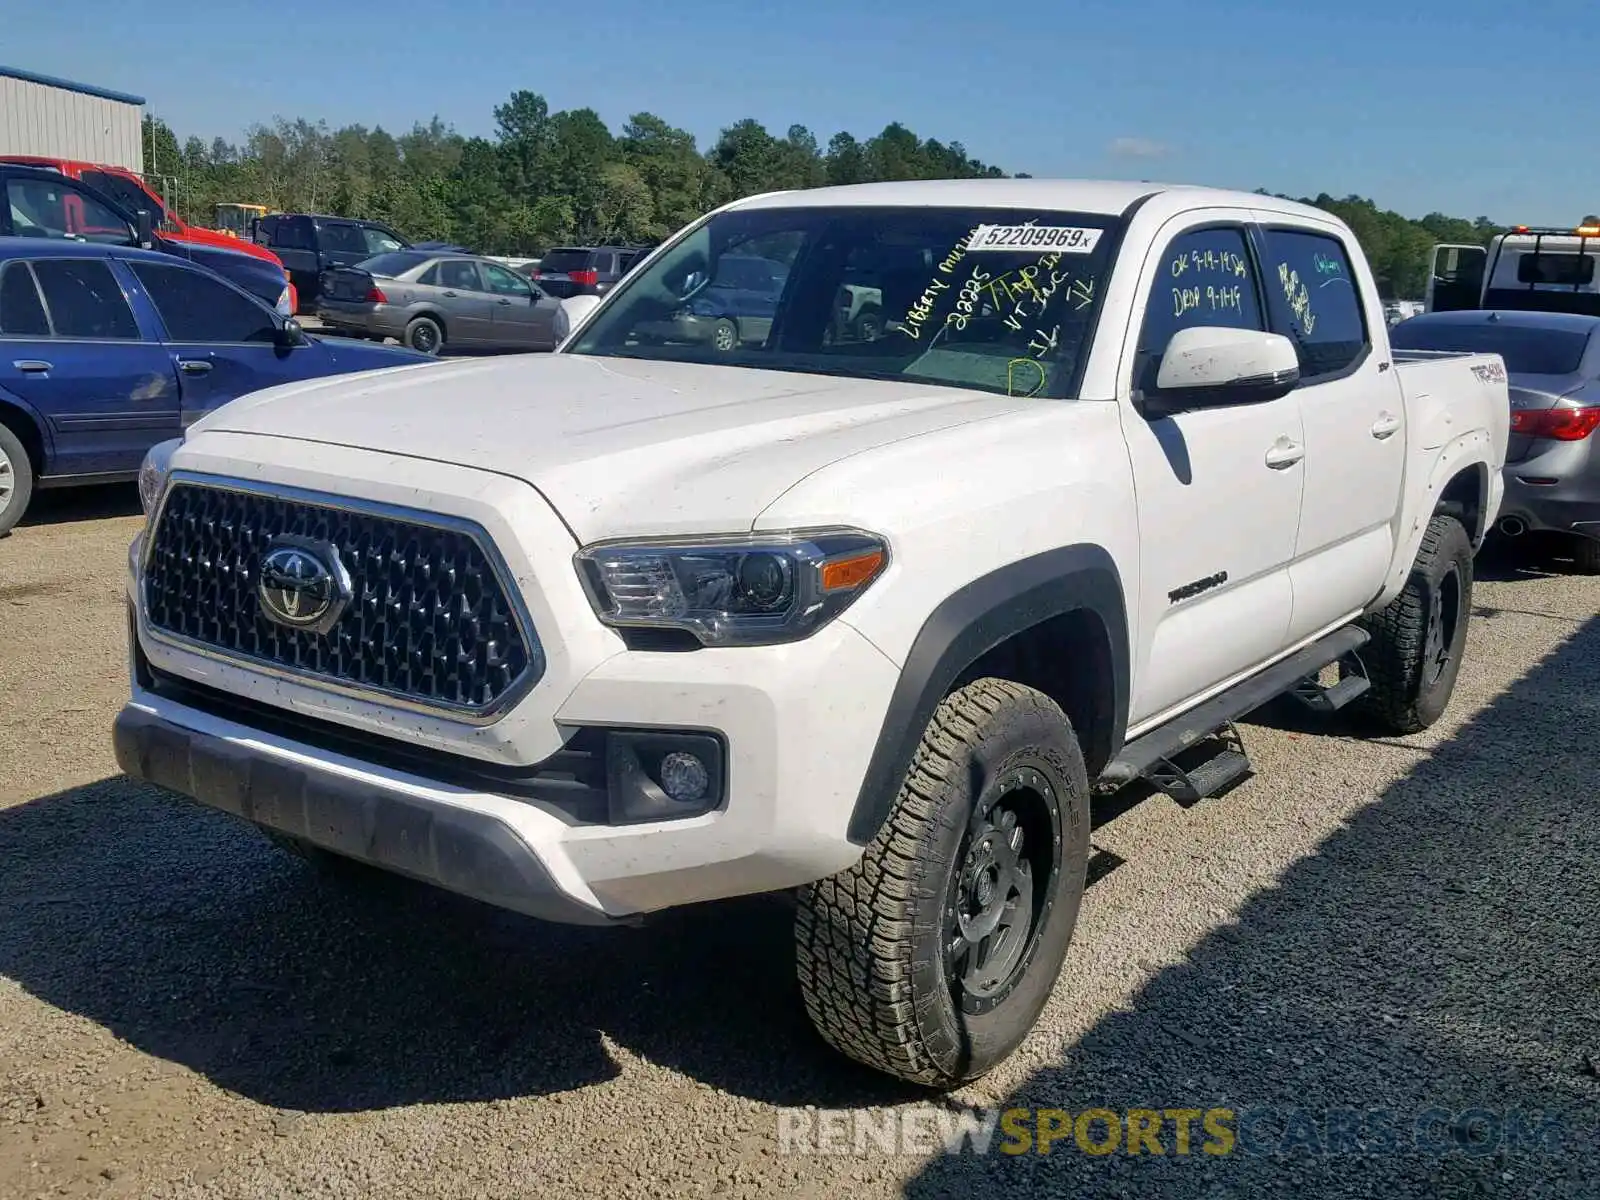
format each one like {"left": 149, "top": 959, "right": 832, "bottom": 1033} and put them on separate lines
{"left": 1355, "top": 512, "right": 1473, "bottom": 734}
{"left": 795, "top": 678, "right": 1090, "bottom": 1089}
{"left": 710, "top": 318, "right": 739, "bottom": 353}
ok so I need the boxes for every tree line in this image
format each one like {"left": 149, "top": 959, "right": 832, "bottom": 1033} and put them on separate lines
{"left": 140, "top": 93, "right": 1502, "bottom": 300}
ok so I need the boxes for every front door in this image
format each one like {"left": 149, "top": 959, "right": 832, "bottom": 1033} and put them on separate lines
{"left": 1118, "top": 215, "right": 1307, "bottom": 730}
{"left": 0, "top": 257, "right": 178, "bottom": 478}
{"left": 434, "top": 260, "right": 496, "bottom": 344}
{"left": 1255, "top": 222, "right": 1407, "bottom": 643}
{"left": 482, "top": 262, "right": 557, "bottom": 348}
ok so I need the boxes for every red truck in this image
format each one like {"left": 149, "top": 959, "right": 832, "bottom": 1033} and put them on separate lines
{"left": 0, "top": 155, "right": 298, "bottom": 311}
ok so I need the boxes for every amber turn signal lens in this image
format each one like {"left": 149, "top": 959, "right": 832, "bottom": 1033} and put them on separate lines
{"left": 821, "top": 549, "right": 885, "bottom": 593}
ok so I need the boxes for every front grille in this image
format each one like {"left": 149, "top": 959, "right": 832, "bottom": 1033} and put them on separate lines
{"left": 142, "top": 480, "right": 541, "bottom": 715}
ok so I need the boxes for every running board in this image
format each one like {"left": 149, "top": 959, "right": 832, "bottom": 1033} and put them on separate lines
{"left": 1100, "top": 625, "right": 1372, "bottom": 789}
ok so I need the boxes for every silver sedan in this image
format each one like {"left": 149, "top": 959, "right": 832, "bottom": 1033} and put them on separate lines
{"left": 1392, "top": 309, "right": 1600, "bottom": 571}
{"left": 315, "top": 250, "right": 564, "bottom": 354}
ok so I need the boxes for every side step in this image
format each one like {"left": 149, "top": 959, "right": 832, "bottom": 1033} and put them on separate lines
{"left": 1100, "top": 625, "right": 1372, "bottom": 795}
{"left": 1142, "top": 723, "right": 1253, "bottom": 806}
{"left": 1290, "top": 656, "right": 1371, "bottom": 713}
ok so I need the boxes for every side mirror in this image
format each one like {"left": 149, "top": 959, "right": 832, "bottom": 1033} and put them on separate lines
{"left": 135, "top": 209, "right": 153, "bottom": 249}
{"left": 1144, "top": 327, "right": 1300, "bottom": 418}
{"left": 276, "top": 318, "right": 308, "bottom": 347}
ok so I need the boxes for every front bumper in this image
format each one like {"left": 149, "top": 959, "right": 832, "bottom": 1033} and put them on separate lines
{"left": 122, "top": 445, "right": 902, "bottom": 923}
{"left": 114, "top": 702, "right": 616, "bottom": 925}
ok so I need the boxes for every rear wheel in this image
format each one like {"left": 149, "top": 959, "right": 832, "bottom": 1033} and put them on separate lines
{"left": 0, "top": 422, "right": 35, "bottom": 537}
{"left": 710, "top": 318, "right": 739, "bottom": 353}
{"left": 1355, "top": 512, "right": 1473, "bottom": 734}
{"left": 1567, "top": 534, "right": 1600, "bottom": 575}
{"left": 405, "top": 315, "right": 445, "bottom": 355}
{"left": 795, "top": 678, "right": 1090, "bottom": 1088}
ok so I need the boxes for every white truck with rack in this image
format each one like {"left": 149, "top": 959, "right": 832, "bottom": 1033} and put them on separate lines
{"left": 117, "top": 179, "right": 1509, "bottom": 1090}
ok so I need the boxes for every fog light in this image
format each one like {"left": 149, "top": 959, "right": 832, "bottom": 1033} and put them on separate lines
{"left": 659, "top": 751, "right": 710, "bottom": 804}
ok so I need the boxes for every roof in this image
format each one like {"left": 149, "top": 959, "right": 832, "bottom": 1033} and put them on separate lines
{"left": 1401, "top": 309, "right": 1600, "bottom": 332}
{"left": 0, "top": 237, "right": 193, "bottom": 265}
{"left": 722, "top": 178, "right": 1328, "bottom": 220}
{"left": 0, "top": 65, "right": 145, "bottom": 107}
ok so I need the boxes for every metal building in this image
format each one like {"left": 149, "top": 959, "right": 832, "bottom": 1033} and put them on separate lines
{"left": 0, "top": 65, "right": 145, "bottom": 173}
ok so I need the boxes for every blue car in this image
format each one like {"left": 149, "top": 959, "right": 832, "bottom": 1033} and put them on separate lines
{"left": 0, "top": 238, "right": 434, "bottom": 534}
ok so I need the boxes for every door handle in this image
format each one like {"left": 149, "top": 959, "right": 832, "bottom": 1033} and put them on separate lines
{"left": 1264, "top": 440, "right": 1305, "bottom": 470}
{"left": 1370, "top": 412, "right": 1401, "bottom": 439}
{"left": 12, "top": 359, "right": 51, "bottom": 373}
{"left": 497, "top": 298, "right": 513, "bottom": 306}
{"left": 177, "top": 359, "right": 213, "bottom": 375}
{"left": 442, "top": 290, "right": 459, "bottom": 297}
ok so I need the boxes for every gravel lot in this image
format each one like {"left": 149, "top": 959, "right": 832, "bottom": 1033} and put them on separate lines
{"left": 2, "top": 488, "right": 1597, "bottom": 1199}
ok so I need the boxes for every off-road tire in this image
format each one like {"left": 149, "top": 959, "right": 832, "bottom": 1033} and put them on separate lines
{"left": 795, "top": 678, "right": 1090, "bottom": 1089}
{"left": 0, "top": 422, "right": 35, "bottom": 537}
{"left": 404, "top": 315, "right": 445, "bottom": 355}
{"left": 1567, "top": 535, "right": 1600, "bottom": 575}
{"left": 1355, "top": 512, "right": 1473, "bottom": 734}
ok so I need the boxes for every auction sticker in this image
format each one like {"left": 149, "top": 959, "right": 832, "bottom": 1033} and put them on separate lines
{"left": 967, "top": 224, "right": 1104, "bottom": 253}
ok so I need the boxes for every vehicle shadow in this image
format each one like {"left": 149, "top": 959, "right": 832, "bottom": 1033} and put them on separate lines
{"left": 903, "top": 613, "right": 1600, "bottom": 1197}
{"left": 0, "top": 775, "right": 912, "bottom": 1113}
{"left": 18, "top": 483, "right": 142, "bottom": 528}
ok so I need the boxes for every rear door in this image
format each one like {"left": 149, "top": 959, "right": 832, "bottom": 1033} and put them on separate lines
{"left": 0, "top": 256, "right": 178, "bottom": 477}
{"left": 530, "top": 248, "right": 590, "bottom": 299}
{"left": 125, "top": 259, "right": 330, "bottom": 424}
{"left": 482, "top": 262, "right": 558, "bottom": 348}
{"left": 434, "top": 259, "right": 495, "bottom": 343}
{"left": 316, "top": 221, "right": 374, "bottom": 270}
{"left": 1255, "top": 221, "right": 1407, "bottom": 644}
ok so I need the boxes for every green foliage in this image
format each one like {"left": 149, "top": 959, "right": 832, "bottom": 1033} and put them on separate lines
{"left": 141, "top": 102, "right": 1497, "bottom": 289}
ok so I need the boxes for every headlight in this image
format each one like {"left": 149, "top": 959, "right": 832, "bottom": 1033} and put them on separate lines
{"left": 575, "top": 529, "right": 889, "bottom": 647}
{"left": 138, "top": 438, "right": 181, "bottom": 515}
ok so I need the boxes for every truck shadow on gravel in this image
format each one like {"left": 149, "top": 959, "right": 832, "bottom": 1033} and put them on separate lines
{"left": 0, "top": 781, "right": 918, "bottom": 1112}
{"left": 905, "top": 612, "right": 1600, "bottom": 1199}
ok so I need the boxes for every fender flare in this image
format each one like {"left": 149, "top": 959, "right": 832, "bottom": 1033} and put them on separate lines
{"left": 1375, "top": 434, "right": 1494, "bottom": 609}
{"left": 846, "top": 543, "right": 1130, "bottom": 845}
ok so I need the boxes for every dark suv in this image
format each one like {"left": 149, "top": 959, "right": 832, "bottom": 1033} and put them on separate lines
{"left": 528, "top": 245, "right": 651, "bottom": 299}
{"left": 253, "top": 213, "right": 410, "bottom": 311}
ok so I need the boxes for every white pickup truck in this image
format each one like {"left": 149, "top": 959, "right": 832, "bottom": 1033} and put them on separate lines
{"left": 116, "top": 179, "right": 1509, "bottom": 1090}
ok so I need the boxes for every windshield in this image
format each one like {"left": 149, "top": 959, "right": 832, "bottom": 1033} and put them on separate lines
{"left": 1391, "top": 319, "right": 1593, "bottom": 375}
{"left": 356, "top": 250, "right": 433, "bottom": 277}
{"left": 568, "top": 206, "right": 1120, "bottom": 399}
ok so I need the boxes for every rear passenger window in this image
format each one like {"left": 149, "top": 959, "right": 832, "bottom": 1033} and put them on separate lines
{"left": 1262, "top": 229, "right": 1368, "bottom": 380}
{"left": 0, "top": 263, "right": 50, "bottom": 336}
{"left": 30, "top": 260, "right": 139, "bottom": 339}
{"left": 1136, "top": 226, "right": 1264, "bottom": 393}
{"left": 318, "top": 224, "right": 368, "bottom": 255}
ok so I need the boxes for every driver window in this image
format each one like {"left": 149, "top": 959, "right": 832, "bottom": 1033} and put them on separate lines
{"left": 6, "top": 179, "right": 132, "bottom": 244}
{"left": 482, "top": 263, "right": 531, "bottom": 297}
{"left": 1135, "top": 226, "right": 1264, "bottom": 393}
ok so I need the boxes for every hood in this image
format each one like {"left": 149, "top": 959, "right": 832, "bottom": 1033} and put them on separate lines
{"left": 313, "top": 333, "right": 434, "bottom": 369}
{"left": 192, "top": 353, "right": 1035, "bottom": 542}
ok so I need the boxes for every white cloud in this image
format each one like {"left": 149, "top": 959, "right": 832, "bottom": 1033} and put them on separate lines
{"left": 1107, "top": 137, "right": 1170, "bottom": 160}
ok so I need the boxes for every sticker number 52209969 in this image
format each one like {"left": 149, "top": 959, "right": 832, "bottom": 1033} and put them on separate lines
{"left": 967, "top": 224, "right": 1104, "bottom": 254}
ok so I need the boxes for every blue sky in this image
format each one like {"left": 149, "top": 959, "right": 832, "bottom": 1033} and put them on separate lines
{"left": 8, "top": 0, "right": 1597, "bottom": 225}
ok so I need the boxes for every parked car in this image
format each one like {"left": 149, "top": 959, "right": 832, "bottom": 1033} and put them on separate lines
{"left": 633, "top": 253, "right": 789, "bottom": 350}
{"left": 0, "top": 155, "right": 294, "bottom": 288}
{"left": 252, "top": 213, "right": 410, "bottom": 311}
{"left": 118, "top": 179, "right": 1507, "bottom": 1091}
{"left": 0, "top": 163, "right": 296, "bottom": 314}
{"left": 527, "top": 245, "right": 651, "bottom": 299}
{"left": 316, "top": 250, "right": 565, "bottom": 354}
{"left": 1391, "top": 308, "right": 1600, "bottom": 571}
{"left": 0, "top": 238, "right": 432, "bottom": 534}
